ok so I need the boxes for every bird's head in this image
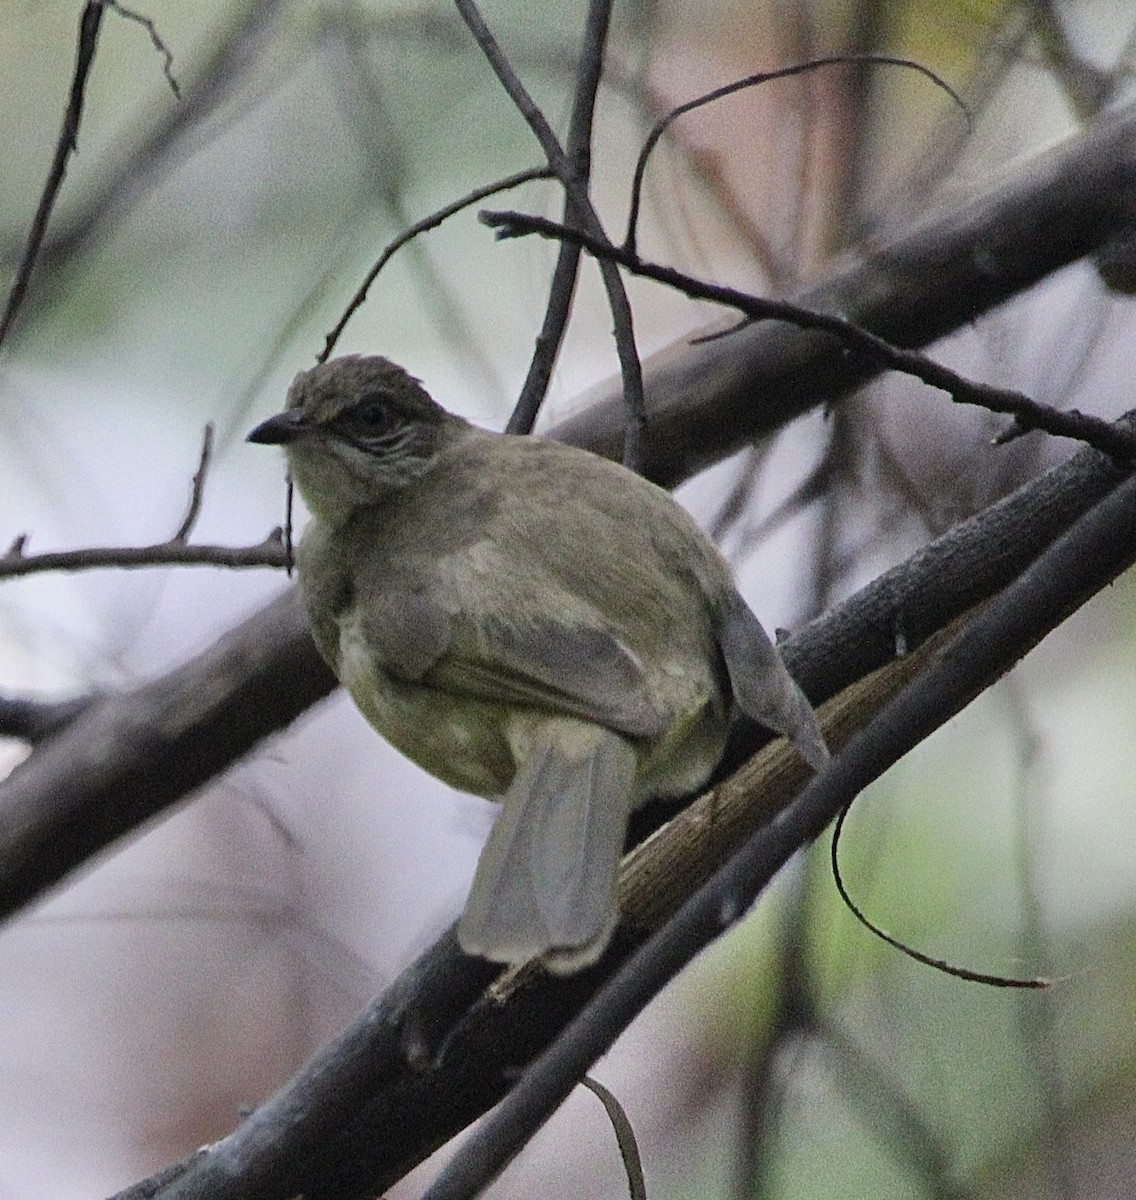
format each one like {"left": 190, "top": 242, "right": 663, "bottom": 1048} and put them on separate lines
{"left": 247, "top": 355, "right": 463, "bottom": 525}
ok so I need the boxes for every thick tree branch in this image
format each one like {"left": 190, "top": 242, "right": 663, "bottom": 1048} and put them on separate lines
{"left": 0, "top": 591, "right": 335, "bottom": 919}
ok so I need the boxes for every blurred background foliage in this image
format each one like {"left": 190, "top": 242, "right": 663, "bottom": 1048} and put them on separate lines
{"left": 0, "top": 0, "right": 1135, "bottom": 1197}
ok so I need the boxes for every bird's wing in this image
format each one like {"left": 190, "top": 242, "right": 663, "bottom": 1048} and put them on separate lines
{"left": 356, "top": 578, "right": 669, "bottom": 740}
{"left": 431, "top": 615, "right": 670, "bottom": 740}
{"left": 716, "top": 592, "right": 829, "bottom": 771}
{"left": 457, "top": 718, "right": 638, "bottom": 968}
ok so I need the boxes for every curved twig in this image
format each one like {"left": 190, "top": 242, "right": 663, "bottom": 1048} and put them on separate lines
{"left": 829, "top": 801, "right": 1049, "bottom": 988}
{"left": 580, "top": 1077, "right": 647, "bottom": 1200}
{"left": 625, "top": 53, "right": 971, "bottom": 258}
{"left": 321, "top": 165, "right": 553, "bottom": 361}
{"left": 104, "top": 1, "right": 181, "bottom": 97}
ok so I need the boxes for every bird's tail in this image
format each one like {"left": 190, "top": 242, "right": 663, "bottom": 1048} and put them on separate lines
{"left": 458, "top": 719, "right": 638, "bottom": 972}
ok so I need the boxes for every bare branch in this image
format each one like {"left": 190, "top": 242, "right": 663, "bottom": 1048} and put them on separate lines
{"left": 0, "top": 2, "right": 105, "bottom": 349}
{"left": 173, "top": 423, "right": 215, "bottom": 541}
{"left": 0, "top": 2, "right": 177, "bottom": 348}
{"left": 454, "top": 0, "right": 572, "bottom": 173}
{"left": 0, "top": 531, "right": 287, "bottom": 580}
{"left": 0, "top": 591, "right": 335, "bottom": 923}
{"left": 555, "top": 100, "right": 1136, "bottom": 485}
{"left": 106, "top": 603, "right": 956, "bottom": 1200}
{"left": 455, "top": 0, "right": 647, "bottom": 470}
{"left": 33, "top": 2, "right": 285, "bottom": 278}
{"left": 484, "top": 208, "right": 1136, "bottom": 462}
{"left": 508, "top": 0, "right": 614, "bottom": 435}
{"left": 104, "top": 1, "right": 181, "bottom": 97}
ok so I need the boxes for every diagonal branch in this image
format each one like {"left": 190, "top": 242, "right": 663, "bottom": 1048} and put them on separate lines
{"left": 0, "top": 591, "right": 336, "bottom": 922}
{"left": 554, "top": 99, "right": 1136, "bottom": 484}
{"left": 483, "top": 207, "right": 1136, "bottom": 461}
{"left": 0, "top": 2, "right": 105, "bottom": 349}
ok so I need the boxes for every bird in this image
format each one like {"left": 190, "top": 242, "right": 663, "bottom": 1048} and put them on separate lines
{"left": 247, "top": 354, "right": 828, "bottom": 971}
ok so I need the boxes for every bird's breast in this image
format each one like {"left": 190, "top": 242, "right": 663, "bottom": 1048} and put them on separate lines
{"left": 335, "top": 608, "right": 515, "bottom": 797}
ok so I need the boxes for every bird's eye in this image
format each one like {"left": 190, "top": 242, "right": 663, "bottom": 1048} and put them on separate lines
{"left": 353, "top": 396, "right": 393, "bottom": 431}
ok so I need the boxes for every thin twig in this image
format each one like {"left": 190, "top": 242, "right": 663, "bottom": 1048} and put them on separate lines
{"left": 508, "top": 0, "right": 614, "bottom": 435}
{"left": 0, "top": 4, "right": 177, "bottom": 351}
{"left": 0, "top": 532, "right": 287, "bottom": 579}
{"left": 580, "top": 1077, "right": 647, "bottom": 1200}
{"left": 0, "top": 3, "right": 105, "bottom": 350}
{"left": 0, "top": 421, "right": 286, "bottom": 578}
{"left": 104, "top": 1, "right": 181, "bottom": 97}
{"left": 829, "top": 802, "right": 1049, "bottom": 987}
{"left": 283, "top": 476, "right": 295, "bottom": 576}
{"left": 625, "top": 54, "right": 971, "bottom": 258}
{"left": 456, "top": 0, "right": 648, "bottom": 471}
{"left": 34, "top": 1, "right": 284, "bottom": 278}
{"left": 483, "top": 209, "right": 1136, "bottom": 462}
{"left": 173, "top": 423, "right": 215, "bottom": 541}
{"left": 321, "top": 166, "right": 553, "bottom": 361}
